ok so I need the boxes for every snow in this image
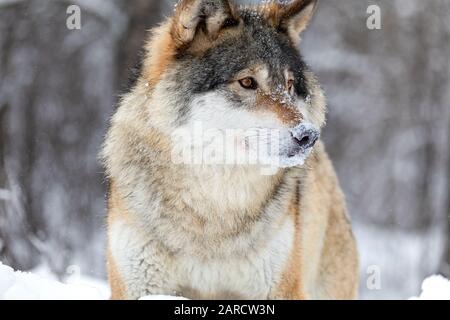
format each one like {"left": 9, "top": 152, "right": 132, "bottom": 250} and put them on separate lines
{"left": 0, "top": 261, "right": 188, "bottom": 300}
{"left": 0, "top": 262, "right": 109, "bottom": 300}
{"left": 411, "top": 275, "right": 450, "bottom": 300}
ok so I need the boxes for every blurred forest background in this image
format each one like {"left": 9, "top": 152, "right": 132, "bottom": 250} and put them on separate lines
{"left": 0, "top": 0, "right": 449, "bottom": 299}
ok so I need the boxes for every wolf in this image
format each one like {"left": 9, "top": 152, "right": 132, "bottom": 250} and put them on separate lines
{"left": 102, "top": 0, "right": 359, "bottom": 300}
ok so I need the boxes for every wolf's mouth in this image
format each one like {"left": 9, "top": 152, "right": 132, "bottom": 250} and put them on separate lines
{"left": 279, "top": 149, "right": 313, "bottom": 168}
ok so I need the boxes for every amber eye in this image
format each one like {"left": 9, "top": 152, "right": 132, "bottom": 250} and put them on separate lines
{"left": 239, "top": 77, "right": 258, "bottom": 90}
{"left": 288, "top": 79, "right": 295, "bottom": 94}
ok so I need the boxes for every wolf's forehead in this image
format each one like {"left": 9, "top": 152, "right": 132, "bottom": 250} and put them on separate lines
{"left": 239, "top": 12, "right": 297, "bottom": 67}
{"left": 192, "top": 19, "right": 303, "bottom": 75}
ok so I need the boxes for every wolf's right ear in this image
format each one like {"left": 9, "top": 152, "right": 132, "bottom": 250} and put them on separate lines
{"left": 171, "top": 0, "right": 239, "bottom": 47}
{"left": 262, "top": 0, "right": 318, "bottom": 44}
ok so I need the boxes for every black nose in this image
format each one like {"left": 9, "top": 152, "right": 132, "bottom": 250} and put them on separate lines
{"left": 290, "top": 124, "right": 320, "bottom": 150}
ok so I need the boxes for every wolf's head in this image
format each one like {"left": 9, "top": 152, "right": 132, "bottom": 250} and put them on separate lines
{"left": 139, "top": 0, "right": 326, "bottom": 168}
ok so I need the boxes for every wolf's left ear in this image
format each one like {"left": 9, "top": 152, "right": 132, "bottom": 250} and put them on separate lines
{"left": 265, "top": 0, "right": 318, "bottom": 43}
{"left": 171, "top": 0, "right": 239, "bottom": 48}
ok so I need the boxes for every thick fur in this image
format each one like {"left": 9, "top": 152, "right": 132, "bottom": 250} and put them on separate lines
{"left": 102, "top": 0, "right": 359, "bottom": 300}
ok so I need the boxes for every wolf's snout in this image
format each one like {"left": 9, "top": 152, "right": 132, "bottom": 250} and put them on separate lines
{"left": 278, "top": 123, "right": 320, "bottom": 167}
{"left": 290, "top": 124, "right": 320, "bottom": 150}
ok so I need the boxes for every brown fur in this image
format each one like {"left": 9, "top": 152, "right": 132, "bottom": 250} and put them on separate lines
{"left": 271, "top": 189, "right": 305, "bottom": 299}
{"left": 106, "top": 182, "right": 131, "bottom": 300}
{"left": 107, "top": 249, "right": 127, "bottom": 300}
{"left": 142, "top": 22, "right": 178, "bottom": 87}
{"left": 260, "top": 0, "right": 318, "bottom": 44}
{"left": 255, "top": 91, "right": 303, "bottom": 126}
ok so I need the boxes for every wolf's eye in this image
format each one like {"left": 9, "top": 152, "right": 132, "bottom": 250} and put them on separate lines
{"left": 288, "top": 79, "right": 295, "bottom": 95}
{"left": 222, "top": 18, "right": 238, "bottom": 29}
{"left": 239, "top": 77, "right": 258, "bottom": 90}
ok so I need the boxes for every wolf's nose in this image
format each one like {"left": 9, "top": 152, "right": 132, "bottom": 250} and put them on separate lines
{"left": 290, "top": 123, "right": 320, "bottom": 150}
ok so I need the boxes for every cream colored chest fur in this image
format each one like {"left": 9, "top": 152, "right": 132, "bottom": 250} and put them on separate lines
{"left": 109, "top": 214, "right": 295, "bottom": 300}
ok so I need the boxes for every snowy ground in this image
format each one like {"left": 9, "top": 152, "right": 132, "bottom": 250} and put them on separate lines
{"left": 0, "top": 261, "right": 186, "bottom": 300}
{"left": 410, "top": 276, "right": 450, "bottom": 300}
{"left": 1, "top": 261, "right": 449, "bottom": 300}
{"left": 0, "top": 262, "right": 109, "bottom": 300}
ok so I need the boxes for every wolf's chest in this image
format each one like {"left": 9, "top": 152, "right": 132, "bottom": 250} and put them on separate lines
{"left": 173, "top": 219, "right": 295, "bottom": 299}
{"left": 110, "top": 216, "right": 295, "bottom": 299}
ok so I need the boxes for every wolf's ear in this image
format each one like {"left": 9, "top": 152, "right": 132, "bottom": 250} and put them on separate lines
{"left": 171, "top": 0, "right": 239, "bottom": 47}
{"left": 264, "top": 0, "right": 318, "bottom": 43}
